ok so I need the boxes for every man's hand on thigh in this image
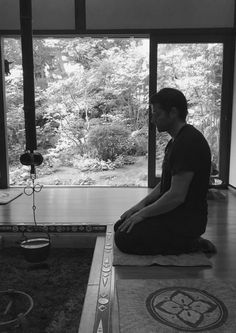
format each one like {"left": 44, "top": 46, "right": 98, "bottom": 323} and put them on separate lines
{"left": 118, "top": 213, "right": 144, "bottom": 233}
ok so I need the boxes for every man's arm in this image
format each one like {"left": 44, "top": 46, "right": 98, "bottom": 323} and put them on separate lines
{"left": 139, "top": 171, "right": 194, "bottom": 219}
{"left": 120, "top": 182, "right": 161, "bottom": 220}
{"left": 118, "top": 171, "right": 194, "bottom": 233}
{"left": 133, "top": 181, "right": 162, "bottom": 207}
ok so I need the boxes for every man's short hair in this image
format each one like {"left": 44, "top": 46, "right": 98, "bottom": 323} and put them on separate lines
{"left": 150, "top": 88, "right": 188, "bottom": 120}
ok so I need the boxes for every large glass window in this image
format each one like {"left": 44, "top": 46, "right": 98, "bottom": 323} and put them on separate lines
{"left": 155, "top": 43, "right": 223, "bottom": 186}
{"left": 4, "top": 37, "right": 149, "bottom": 187}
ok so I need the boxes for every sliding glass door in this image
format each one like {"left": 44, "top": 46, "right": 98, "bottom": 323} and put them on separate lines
{"left": 148, "top": 36, "right": 233, "bottom": 188}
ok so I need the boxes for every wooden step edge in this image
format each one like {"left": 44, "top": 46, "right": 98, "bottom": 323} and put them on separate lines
{"left": 78, "top": 235, "right": 106, "bottom": 333}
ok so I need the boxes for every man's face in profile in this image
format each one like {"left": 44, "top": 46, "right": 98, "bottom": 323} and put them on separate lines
{"left": 151, "top": 103, "right": 173, "bottom": 133}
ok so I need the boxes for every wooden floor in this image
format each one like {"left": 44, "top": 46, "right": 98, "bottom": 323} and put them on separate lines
{"left": 1, "top": 186, "right": 236, "bottom": 333}
{"left": 0, "top": 187, "right": 150, "bottom": 225}
{"left": 1, "top": 186, "right": 236, "bottom": 280}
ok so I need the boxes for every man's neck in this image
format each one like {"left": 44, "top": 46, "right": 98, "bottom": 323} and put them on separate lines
{"left": 168, "top": 122, "right": 187, "bottom": 139}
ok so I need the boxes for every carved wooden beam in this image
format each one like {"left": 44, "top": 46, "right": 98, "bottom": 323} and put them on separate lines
{"left": 19, "top": 0, "right": 37, "bottom": 151}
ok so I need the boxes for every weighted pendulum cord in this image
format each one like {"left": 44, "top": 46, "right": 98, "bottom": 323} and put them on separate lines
{"left": 18, "top": 0, "right": 50, "bottom": 263}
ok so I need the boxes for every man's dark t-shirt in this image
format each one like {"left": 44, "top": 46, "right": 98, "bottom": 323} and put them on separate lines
{"left": 160, "top": 124, "right": 211, "bottom": 238}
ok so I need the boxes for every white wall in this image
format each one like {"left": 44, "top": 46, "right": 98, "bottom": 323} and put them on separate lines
{"left": 86, "top": 0, "right": 234, "bottom": 30}
{"left": 229, "top": 43, "right": 236, "bottom": 188}
{"left": 0, "top": 0, "right": 234, "bottom": 31}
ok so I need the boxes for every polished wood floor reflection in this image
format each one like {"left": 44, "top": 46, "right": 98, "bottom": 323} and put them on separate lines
{"left": 0, "top": 187, "right": 150, "bottom": 225}
{"left": 1, "top": 186, "right": 236, "bottom": 280}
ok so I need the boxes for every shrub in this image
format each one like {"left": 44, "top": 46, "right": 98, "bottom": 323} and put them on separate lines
{"left": 112, "top": 155, "right": 136, "bottom": 168}
{"left": 87, "top": 124, "right": 131, "bottom": 161}
{"left": 72, "top": 156, "right": 115, "bottom": 172}
{"left": 130, "top": 128, "right": 148, "bottom": 156}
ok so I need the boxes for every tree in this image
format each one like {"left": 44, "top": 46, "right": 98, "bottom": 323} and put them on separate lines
{"left": 4, "top": 37, "right": 222, "bottom": 176}
{"left": 157, "top": 43, "right": 223, "bottom": 165}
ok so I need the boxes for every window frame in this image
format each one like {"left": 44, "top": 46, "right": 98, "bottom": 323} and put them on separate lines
{"left": 0, "top": 38, "right": 9, "bottom": 188}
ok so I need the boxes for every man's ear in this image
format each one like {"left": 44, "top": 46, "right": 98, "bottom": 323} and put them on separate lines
{"left": 170, "top": 106, "right": 179, "bottom": 118}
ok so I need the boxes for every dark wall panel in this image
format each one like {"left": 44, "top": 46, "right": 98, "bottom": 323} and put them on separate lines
{"left": 0, "top": 0, "right": 75, "bottom": 30}
{"left": 86, "top": 0, "right": 234, "bottom": 30}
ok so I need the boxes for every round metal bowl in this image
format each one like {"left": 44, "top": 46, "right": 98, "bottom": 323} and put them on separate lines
{"left": 0, "top": 289, "right": 33, "bottom": 331}
{"left": 20, "top": 238, "right": 50, "bottom": 263}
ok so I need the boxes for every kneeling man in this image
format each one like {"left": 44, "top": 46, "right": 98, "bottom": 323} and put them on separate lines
{"left": 114, "top": 88, "right": 211, "bottom": 255}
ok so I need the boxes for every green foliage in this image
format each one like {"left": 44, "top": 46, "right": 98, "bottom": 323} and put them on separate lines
{"left": 72, "top": 154, "right": 136, "bottom": 172}
{"left": 87, "top": 124, "right": 131, "bottom": 161}
{"left": 157, "top": 43, "right": 223, "bottom": 163}
{"left": 4, "top": 37, "right": 223, "bottom": 185}
{"left": 72, "top": 156, "right": 115, "bottom": 171}
{"left": 129, "top": 127, "right": 148, "bottom": 156}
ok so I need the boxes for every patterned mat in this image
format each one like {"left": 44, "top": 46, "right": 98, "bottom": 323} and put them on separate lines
{"left": 0, "top": 188, "right": 23, "bottom": 204}
{"left": 117, "top": 278, "right": 236, "bottom": 332}
{"left": 113, "top": 243, "right": 212, "bottom": 267}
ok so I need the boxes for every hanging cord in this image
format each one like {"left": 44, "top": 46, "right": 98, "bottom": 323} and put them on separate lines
{"left": 31, "top": 174, "right": 38, "bottom": 226}
{"left": 24, "top": 169, "right": 43, "bottom": 226}
{"left": 21, "top": 168, "right": 49, "bottom": 241}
